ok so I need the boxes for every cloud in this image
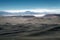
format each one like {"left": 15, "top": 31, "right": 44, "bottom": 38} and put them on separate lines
{"left": 2, "top": 9, "right": 60, "bottom": 14}
{"left": 3, "top": 10, "right": 27, "bottom": 13}
{"left": 34, "top": 14, "right": 46, "bottom": 17}
{"left": 0, "top": 9, "right": 60, "bottom": 17}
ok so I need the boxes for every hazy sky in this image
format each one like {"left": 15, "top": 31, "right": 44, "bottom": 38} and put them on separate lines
{"left": 0, "top": 0, "right": 60, "bottom": 14}
{"left": 0, "top": 0, "right": 60, "bottom": 10}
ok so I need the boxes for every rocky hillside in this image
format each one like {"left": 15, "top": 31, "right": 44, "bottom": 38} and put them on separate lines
{"left": 0, "top": 16, "right": 60, "bottom": 24}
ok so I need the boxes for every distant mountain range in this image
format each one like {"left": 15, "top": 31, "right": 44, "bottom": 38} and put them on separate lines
{"left": 0, "top": 11, "right": 60, "bottom": 17}
{"left": 44, "top": 14, "right": 60, "bottom": 17}
{"left": 0, "top": 11, "right": 39, "bottom": 16}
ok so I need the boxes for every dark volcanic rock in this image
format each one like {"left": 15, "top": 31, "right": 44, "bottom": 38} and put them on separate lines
{"left": 0, "top": 23, "right": 60, "bottom": 37}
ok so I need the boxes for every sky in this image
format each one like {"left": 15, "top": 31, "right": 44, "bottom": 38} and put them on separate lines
{"left": 0, "top": 0, "right": 60, "bottom": 13}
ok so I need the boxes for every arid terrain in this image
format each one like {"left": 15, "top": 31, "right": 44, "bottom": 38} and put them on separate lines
{"left": 0, "top": 16, "right": 60, "bottom": 24}
{"left": 0, "top": 16, "right": 60, "bottom": 40}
